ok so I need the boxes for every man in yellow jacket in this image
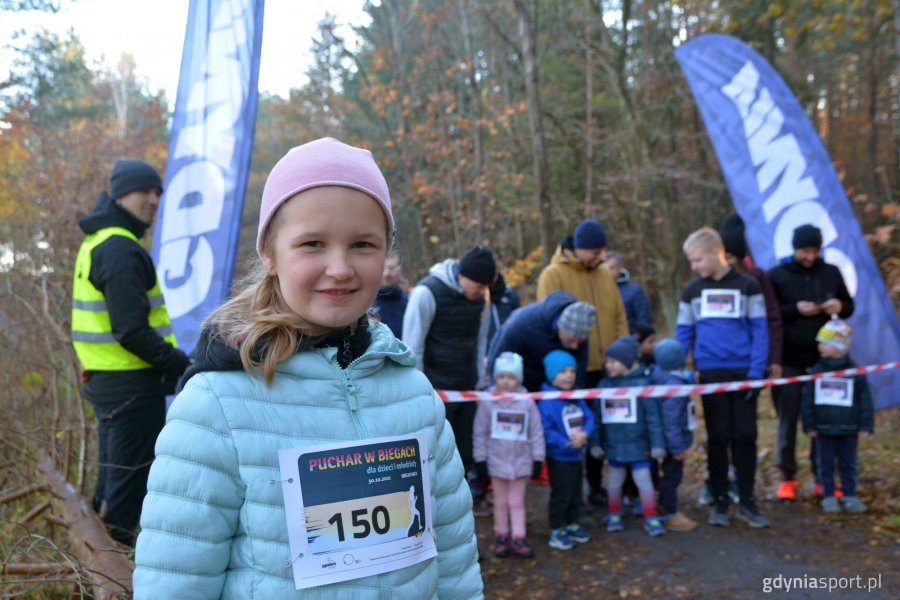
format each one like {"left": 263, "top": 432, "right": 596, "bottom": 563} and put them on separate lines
{"left": 71, "top": 159, "right": 190, "bottom": 545}
{"left": 537, "top": 218, "right": 629, "bottom": 506}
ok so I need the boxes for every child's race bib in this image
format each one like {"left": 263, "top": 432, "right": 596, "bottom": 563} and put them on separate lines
{"left": 561, "top": 404, "right": 585, "bottom": 437}
{"left": 700, "top": 289, "right": 741, "bottom": 318}
{"left": 600, "top": 395, "right": 638, "bottom": 424}
{"left": 491, "top": 408, "right": 529, "bottom": 441}
{"left": 814, "top": 377, "right": 854, "bottom": 407}
{"left": 278, "top": 434, "right": 437, "bottom": 590}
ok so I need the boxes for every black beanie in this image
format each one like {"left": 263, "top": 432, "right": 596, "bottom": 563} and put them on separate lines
{"left": 792, "top": 224, "right": 823, "bottom": 250}
{"left": 458, "top": 245, "right": 497, "bottom": 285}
{"left": 719, "top": 213, "right": 747, "bottom": 260}
{"left": 108, "top": 159, "right": 163, "bottom": 200}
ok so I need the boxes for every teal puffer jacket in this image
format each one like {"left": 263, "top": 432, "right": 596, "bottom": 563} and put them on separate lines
{"left": 134, "top": 324, "right": 483, "bottom": 599}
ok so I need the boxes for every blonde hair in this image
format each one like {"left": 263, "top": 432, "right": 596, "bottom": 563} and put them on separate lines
{"left": 683, "top": 226, "right": 724, "bottom": 254}
{"left": 206, "top": 195, "right": 390, "bottom": 384}
{"left": 204, "top": 259, "right": 312, "bottom": 385}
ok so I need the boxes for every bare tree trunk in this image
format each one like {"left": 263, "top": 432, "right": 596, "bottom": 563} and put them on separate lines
{"left": 583, "top": 0, "right": 594, "bottom": 214}
{"left": 460, "top": 0, "right": 486, "bottom": 243}
{"left": 867, "top": 28, "right": 880, "bottom": 199}
{"left": 514, "top": 0, "right": 555, "bottom": 263}
{"left": 894, "top": 0, "right": 900, "bottom": 183}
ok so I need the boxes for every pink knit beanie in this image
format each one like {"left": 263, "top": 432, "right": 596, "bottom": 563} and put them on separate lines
{"left": 256, "top": 137, "right": 393, "bottom": 256}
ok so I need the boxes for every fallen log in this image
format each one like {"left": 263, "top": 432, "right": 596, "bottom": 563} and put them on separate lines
{"left": 35, "top": 451, "right": 132, "bottom": 599}
{"left": 2, "top": 562, "right": 71, "bottom": 576}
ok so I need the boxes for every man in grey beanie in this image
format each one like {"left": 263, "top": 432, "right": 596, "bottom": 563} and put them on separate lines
{"left": 71, "top": 158, "right": 190, "bottom": 546}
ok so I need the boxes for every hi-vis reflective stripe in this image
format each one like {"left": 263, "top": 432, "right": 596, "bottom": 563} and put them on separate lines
{"left": 72, "top": 296, "right": 165, "bottom": 311}
{"left": 436, "top": 362, "right": 900, "bottom": 402}
{"left": 71, "top": 324, "right": 174, "bottom": 343}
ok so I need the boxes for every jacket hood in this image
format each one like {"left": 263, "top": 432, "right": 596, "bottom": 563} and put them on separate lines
{"left": 549, "top": 240, "right": 592, "bottom": 272}
{"left": 616, "top": 267, "right": 630, "bottom": 284}
{"left": 180, "top": 319, "right": 414, "bottom": 391}
{"left": 428, "top": 258, "right": 464, "bottom": 294}
{"left": 78, "top": 191, "right": 149, "bottom": 238}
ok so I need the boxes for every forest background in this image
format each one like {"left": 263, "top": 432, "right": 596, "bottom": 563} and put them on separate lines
{"left": 1, "top": 0, "right": 899, "bottom": 597}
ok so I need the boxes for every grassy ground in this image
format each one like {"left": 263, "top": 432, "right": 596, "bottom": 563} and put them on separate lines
{"left": 477, "top": 392, "right": 900, "bottom": 599}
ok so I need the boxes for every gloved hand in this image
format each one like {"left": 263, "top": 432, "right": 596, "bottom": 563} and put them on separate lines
{"left": 589, "top": 445, "right": 605, "bottom": 460}
{"left": 531, "top": 461, "right": 543, "bottom": 479}
{"left": 474, "top": 461, "right": 488, "bottom": 482}
{"left": 651, "top": 447, "right": 666, "bottom": 460}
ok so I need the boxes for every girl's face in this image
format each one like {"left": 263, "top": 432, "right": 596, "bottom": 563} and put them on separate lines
{"left": 552, "top": 366, "right": 576, "bottom": 390}
{"left": 494, "top": 372, "right": 520, "bottom": 393}
{"left": 265, "top": 186, "right": 388, "bottom": 335}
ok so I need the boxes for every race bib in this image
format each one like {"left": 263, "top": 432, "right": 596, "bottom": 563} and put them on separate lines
{"left": 814, "top": 377, "right": 854, "bottom": 407}
{"left": 278, "top": 435, "right": 437, "bottom": 590}
{"left": 600, "top": 396, "right": 638, "bottom": 424}
{"left": 562, "top": 404, "right": 585, "bottom": 437}
{"left": 491, "top": 408, "right": 528, "bottom": 441}
{"left": 700, "top": 289, "right": 741, "bottom": 318}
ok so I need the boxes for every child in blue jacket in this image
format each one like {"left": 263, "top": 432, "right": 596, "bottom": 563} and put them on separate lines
{"left": 538, "top": 349, "right": 594, "bottom": 551}
{"left": 801, "top": 319, "right": 873, "bottom": 514}
{"left": 590, "top": 335, "right": 666, "bottom": 536}
{"left": 652, "top": 338, "right": 697, "bottom": 532}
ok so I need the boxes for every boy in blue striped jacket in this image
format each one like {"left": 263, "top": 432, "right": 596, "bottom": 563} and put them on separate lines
{"left": 676, "top": 227, "right": 770, "bottom": 529}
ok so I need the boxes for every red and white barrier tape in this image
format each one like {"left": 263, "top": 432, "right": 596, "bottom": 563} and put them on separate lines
{"left": 436, "top": 361, "right": 900, "bottom": 403}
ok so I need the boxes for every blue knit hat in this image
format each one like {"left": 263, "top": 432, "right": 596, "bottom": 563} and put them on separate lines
{"left": 573, "top": 219, "right": 608, "bottom": 249}
{"left": 605, "top": 335, "right": 639, "bottom": 368}
{"left": 543, "top": 349, "right": 576, "bottom": 382}
{"left": 654, "top": 338, "right": 685, "bottom": 371}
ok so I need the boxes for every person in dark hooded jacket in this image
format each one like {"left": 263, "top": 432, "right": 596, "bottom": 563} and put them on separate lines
{"left": 768, "top": 224, "right": 854, "bottom": 501}
{"left": 486, "top": 291, "right": 596, "bottom": 392}
{"left": 70, "top": 159, "right": 190, "bottom": 545}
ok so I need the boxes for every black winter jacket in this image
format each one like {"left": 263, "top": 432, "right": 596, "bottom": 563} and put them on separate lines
{"left": 801, "top": 357, "right": 874, "bottom": 436}
{"left": 77, "top": 192, "right": 190, "bottom": 403}
{"left": 767, "top": 258, "right": 854, "bottom": 368}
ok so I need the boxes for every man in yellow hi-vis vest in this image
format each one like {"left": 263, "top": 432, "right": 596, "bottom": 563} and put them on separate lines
{"left": 71, "top": 159, "right": 190, "bottom": 546}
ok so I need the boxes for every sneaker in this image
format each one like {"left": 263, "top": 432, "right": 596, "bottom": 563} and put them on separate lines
{"left": 728, "top": 481, "right": 740, "bottom": 505}
{"left": 548, "top": 528, "right": 576, "bottom": 550}
{"left": 472, "top": 501, "right": 492, "bottom": 518}
{"left": 565, "top": 523, "right": 592, "bottom": 543}
{"left": 644, "top": 516, "right": 666, "bottom": 536}
{"left": 511, "top": 538, "right": 534, "bottom": 558}
{"left": 814, "top": 483, "right": 844, "bottom": 499}
{"left": 632, "top": 499, "right": 644, "bottom": 517}
{"left": 820, "top": 496, "right": 841, "bottom": 513}
{"left": 735, "top": 504, "right": 771, "bottom": 528}
{"left": 605, "top": 513, "right": 624, "bottom": 532}
{"left": 776, "top": 480, "right": 800, "bottom": 501}
{"left": 707, "top": 505, "right": 730, "bottom": 527}
{"left": 698, "top": 483, "right": 714, "bottom": 506}
{"left": 493, "top": 535, "right": 510, "bottom": 557}
{"left": 665, "top": 512, "right": 698, "bottom": 532}
{"left": 840, "top": 496, "right": 868, "bottom": 513}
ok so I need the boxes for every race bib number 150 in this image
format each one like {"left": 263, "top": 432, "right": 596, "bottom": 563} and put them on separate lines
{"left": 278, "top": 434, "right": 437, "bottom": 590}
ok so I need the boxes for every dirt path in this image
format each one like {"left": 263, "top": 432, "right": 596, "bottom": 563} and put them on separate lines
{"left": 477, "top": 480, "right": 898, "bottom": 599}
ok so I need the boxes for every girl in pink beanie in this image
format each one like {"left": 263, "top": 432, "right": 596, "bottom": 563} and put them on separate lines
{"left": 134, "top": 138, "right": 483, "bottom": 598}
